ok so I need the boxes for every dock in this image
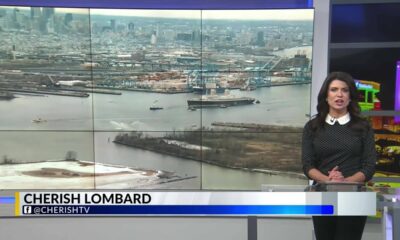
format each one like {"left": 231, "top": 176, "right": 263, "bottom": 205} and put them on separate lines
{"left": 0, "top": 88, "right": 89, "bottom": 98}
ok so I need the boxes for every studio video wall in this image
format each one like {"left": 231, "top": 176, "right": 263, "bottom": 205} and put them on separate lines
{"left": 330, "top": 2, "right": 400, "bottom": 180}
{"left": 0, "top": 6, "right": 314, "bottom": 190}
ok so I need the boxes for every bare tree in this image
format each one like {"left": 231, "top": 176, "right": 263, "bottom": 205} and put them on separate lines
{"left": 65, "top": 151, "right": 77, "bottom": 161}
{"left": 1, "top": 155, "right": 14, "bottom": 164}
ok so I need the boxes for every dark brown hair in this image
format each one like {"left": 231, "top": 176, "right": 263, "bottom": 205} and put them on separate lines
{"left": 311, "top": 71, "right": 367, "bottom": 131}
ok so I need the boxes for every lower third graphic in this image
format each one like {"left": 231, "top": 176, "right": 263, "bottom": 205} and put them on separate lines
{"left": 22, "top": 205, "right": 91, "bottom": 215}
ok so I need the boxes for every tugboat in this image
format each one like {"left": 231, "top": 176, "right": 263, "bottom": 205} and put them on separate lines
{"left": 149, "top": 100, "right": 163, "bottom": 110}
{"left": 32, "top": 117, "right": 47, "bottom": 123}
{"left": 150, "top": 106, "right": 163, "bottom": 110}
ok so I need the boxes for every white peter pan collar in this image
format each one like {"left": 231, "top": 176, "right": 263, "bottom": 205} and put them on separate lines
{"left": 325, "top": 113, "right": 350, "bottom": 125}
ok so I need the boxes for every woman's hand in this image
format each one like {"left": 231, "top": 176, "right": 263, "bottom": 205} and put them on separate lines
{"left": 344, "top": 172, "right": 366, "bottom": 183}
{"left": 328, "top": 166, "right": 345, "bottom": 182}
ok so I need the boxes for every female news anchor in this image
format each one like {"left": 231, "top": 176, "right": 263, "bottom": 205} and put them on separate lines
{"left": 301, "top": 72, "right": 376, "bottom": 240}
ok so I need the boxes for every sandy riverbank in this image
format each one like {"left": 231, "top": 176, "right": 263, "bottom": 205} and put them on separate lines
{"left": 0, "top": 160, "right": 194, "bottom": 189}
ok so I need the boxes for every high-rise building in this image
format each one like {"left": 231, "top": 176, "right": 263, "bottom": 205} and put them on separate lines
{"left": 256, "top": 31, "right": 265, "bottom": 47}
{"left": 30, "top": 7, "right": 41, "bottom": 20}
{"left": 29, "top": 7, "right": 43, "bottom": 31}
{"left": 110, "top": 19, "right": 116, "bottom": 31}
{"left": 0, "top": 9, "right": 6, "bottom": 29}
{"left": 150, "top": 31, "right": 157, "bottom": 45}
{"left": 0, "top": 8, "right": 6, "bottom": 18}
{"left": 128, "top": 22, "right": 134, "bottom": 32}
{"left": 192, "top": 30, "right": 201, "bottom": 42}
{"left": 39, "top": 17, "right": 48, "bottom": 33}
{"left": 64, "top": 13, "right": 73, "bottom": 26}
{"left": 42, "top": 8, "right": 55, "bottom": 20}
{"left": 12, "top": 8, "right": 17, "bottom": 21}
{"left": 47, "top": 17, "right": 55, "bottom": 33}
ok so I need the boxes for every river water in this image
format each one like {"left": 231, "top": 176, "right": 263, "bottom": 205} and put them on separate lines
{"left": 0, "top": 84, "right": 310, "bottom": 189}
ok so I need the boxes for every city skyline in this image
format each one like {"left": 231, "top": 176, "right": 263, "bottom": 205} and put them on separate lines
{"left": 0, "top": 7, "right": 313, "bottom": 20}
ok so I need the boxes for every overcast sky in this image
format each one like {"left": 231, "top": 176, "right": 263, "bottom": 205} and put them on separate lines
{"left": 89, "top": 9, "right": 313, "bottom": 20}
{"left": 2, "top": 7, "right": 313, "bottom": 20}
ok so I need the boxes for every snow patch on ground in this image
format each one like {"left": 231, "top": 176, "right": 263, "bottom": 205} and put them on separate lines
{"left": 0, "top": 160, "right": 160, "bottom": 189}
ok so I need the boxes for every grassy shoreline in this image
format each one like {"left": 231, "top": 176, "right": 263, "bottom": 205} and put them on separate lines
{"left": 113, "top": 128, "right": 306, "bottom": 179}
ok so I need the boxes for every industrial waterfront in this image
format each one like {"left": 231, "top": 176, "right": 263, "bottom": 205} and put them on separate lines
{"left": 0, "top": 84, "right": 309, "bottom": 131}
{"left": 0, "top": 84, "right": 309, "bottom": 189}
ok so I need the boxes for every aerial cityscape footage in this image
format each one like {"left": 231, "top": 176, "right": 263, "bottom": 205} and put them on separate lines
{"left": 0, "top": 7, "right": 314, "bottom": 189}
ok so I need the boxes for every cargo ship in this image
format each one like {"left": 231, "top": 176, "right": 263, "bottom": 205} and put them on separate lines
{"left": 187, "top": 94, "right": 255, "bottom": 108}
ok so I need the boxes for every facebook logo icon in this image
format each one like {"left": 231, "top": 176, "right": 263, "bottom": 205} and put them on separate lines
{"left": 23, "top": 205, "right": 32, "bottom": 214}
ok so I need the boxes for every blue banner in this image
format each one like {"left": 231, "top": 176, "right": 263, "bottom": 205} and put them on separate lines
{"left": 21, "top": 205, "right": 333, "bottom": 215}
{"left": 0, "top": 197, "right": 15, "bottom": 204}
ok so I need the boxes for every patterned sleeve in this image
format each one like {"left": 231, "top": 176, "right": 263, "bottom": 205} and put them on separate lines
{"left": 301, "top": 121, "right": 316, "bottom": 179}
{"left": 360, "top": 125, "right": 376, "bottom": 181}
